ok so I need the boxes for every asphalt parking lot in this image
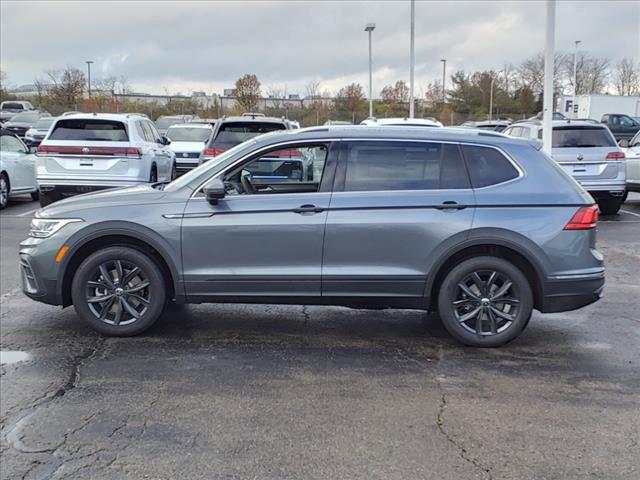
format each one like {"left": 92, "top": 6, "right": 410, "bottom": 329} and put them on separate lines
{"left": 1, "top": 195, "right": 639, "bottom": 480}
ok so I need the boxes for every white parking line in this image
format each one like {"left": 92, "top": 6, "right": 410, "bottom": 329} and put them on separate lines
{"left": 620, "top": 209, "right": 640, "bottom": 218}
{"left": 17, "top": 208, "right": 38, "bottom": 217}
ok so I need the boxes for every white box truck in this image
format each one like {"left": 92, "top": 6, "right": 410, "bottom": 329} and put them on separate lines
{"left": 557, "top": 94, "right": 640, "bottom": 120}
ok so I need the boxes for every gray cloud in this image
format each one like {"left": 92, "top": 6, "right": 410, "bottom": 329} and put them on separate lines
{"left": 1, "top": 0, "right": 638, "bottom": 95}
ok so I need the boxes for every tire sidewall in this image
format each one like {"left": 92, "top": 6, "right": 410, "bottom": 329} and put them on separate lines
{"left": 71, "top": 246, "right": 166, "bottom": 336}
{"left": 437, "top": 256, "right": 533, "bottom": 347}
{"left": 0, "top": 173, "right": 9, "bottom": 209}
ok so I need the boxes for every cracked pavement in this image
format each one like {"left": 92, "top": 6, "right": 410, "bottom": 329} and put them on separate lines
{"left": 1, "top": 197, "right": 639, "bottom": 479}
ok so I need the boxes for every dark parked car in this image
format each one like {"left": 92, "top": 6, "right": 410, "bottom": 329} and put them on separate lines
{"left": 200, "top": 115, "right": 293, "bottom": 162}
{"left": 21, "top": 126, "right": 603, "bottom": 347}
{"left": 601, "top": 113, "right": 640, "bottom": 141}
{"left": 3, "top": 110, "right": 51, "bottom": 138}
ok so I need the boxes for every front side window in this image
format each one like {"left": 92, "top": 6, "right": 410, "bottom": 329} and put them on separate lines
{"left": 224, "top": 144, "right": 329, "bottom": 195}
{"left": 1, "top": 135, "right": 26, "bottom": 153}
{"left": 343, "top": 141, "right": 469, "bottom": 192}
{"left": 462, "top": 145, "right": 520, "bottom": 188}
{"left": 619, "top": 116, "right": 634, "bottom": 127}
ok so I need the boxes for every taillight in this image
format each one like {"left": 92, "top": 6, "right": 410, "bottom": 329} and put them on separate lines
{"left": 36, "top": 145, "right": 141, "bottom": 157}
{"left": 125, "top": 147, "right": 142, "bottom": 157}
{"left": 564, "top": 205, "right": 598, "bottom": 230}
{"left": 203, "top": 146, "right": 226, "bottom": 157}
{"left": 606, "top": 152, "right": 625, "bottom": 160}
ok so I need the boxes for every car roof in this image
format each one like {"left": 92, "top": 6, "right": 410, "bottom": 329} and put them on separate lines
{"left": 219, "top": 116, "right": 288, "bottom": 124}
{"left": 167, "top": 123, "right": 212, "bottom": 129}
{"left": 361, "top": 117, "right": 443, "bottom": 127}
{"left": 248, "top": 125, "right": 534, "bottom": 149}
{"left": 510, "top": 119, "right": 607, "bottom": 129}
{"left": 54, "top": 112, "right": 145, "bottom": 122}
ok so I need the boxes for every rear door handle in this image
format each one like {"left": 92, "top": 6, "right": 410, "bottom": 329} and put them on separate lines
{"left": 293, "top": 204, "right": 324, "bottom": 214}
{"left": 436, "top": 201, "right": 466, "bottom": 210}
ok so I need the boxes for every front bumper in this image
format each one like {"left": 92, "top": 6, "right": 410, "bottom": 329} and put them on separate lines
{"left": 540, "top": 270, "right": 605, "bottom": 313}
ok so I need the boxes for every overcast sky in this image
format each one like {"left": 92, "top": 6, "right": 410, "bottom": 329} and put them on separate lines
{"left": 1, "top": 1, "right": 639, "bottom": 96}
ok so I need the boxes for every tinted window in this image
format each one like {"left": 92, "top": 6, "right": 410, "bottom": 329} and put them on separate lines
{"left": 552, "top": 127, "right": 615, "bottom": 148}
{"left": 34, "top": 118, "right": 55, "bottom": 129}
{"left": 49, "top": 119, "right": 128, "bottom": 141}
{"left": 212, "top": 121, "right": 286, "bottom": 148}
{"left": 344, "top": 141, "right": 469, "bottom": 192}
{"left": 462, "top": 145, "right": 519, "bottom": 188}
{"left": 166, "top": 127, "right": 211, "bottom": 142}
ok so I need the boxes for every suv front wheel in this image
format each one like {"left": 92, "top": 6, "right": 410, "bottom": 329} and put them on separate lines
{"left": 437, "top": 256, "right": 533, "bottom": 347}
{"left": 71, "top": 246, "right": 167, "bottom": 336}
{"left": 597, "top": 197, "right": 623, "bottom": 216}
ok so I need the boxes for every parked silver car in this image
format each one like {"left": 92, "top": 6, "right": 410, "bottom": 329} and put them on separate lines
{"left": 503, "top": 120, "right": 626, "bottom": 214}
{"left": 0, "top": 130, "right": 38, "bottom": 208}
{"left": 21, "top": 126, "right": 603, "bottom": 347}
{"left": 36, "top": 113, "right": 176, "bottom": 206}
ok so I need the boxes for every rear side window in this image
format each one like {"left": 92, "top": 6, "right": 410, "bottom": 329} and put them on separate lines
{"left": 212, "top": 121, "right": 286, "bottom": 148}
{"left": 462, "top": 145, "right": 519, "bottom": 188}
{"left": 552, "top": 127, "right": 615, "bottom": 148}
{"left": 49, "top": 119, "right": 128, "bottom": 141}
{"left": 343, "top": 141, "right": 470, "bottom": 192}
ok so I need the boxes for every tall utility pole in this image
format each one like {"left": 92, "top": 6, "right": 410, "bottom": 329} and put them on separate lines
{"left": 489, "top": 76, "right": 494, "bottom": 121}
{"left": 440, "top": 59, "right": 447, "bottom": 103}
{"left": 542, "top": 0, "right": 556, "bottom": 156}
{"left": 86, "top": 60, "right": 94, "bottom": 98}
{"left": 365, "top": 23, "right": 376, "bottom": 119}
{"left": 572, "top": 40, "right": 582, "bottom": 118}
{"left": 409, "top": 0, "right": 415, "bottom": 118}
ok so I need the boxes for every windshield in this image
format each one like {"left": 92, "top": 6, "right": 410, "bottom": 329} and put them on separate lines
{"left": 166, "top": 126, "right": 211, "bottom": 143}
{"left": 34, "top": 118, "right": 55, "bottom": 129}
{"left": 156, "top": 117, "right": 182, "bottom": 129}
{"left": 552, "top": 127, "right": 615, "bottom": 148}
{"left": 163, "top": 140, "right": 253, "bottom": 192}
{"left": 212, "top": 122, "right": 286, "bottom": 148}
{"left": 10, "top": 112, "right": 40, "bottom": 123}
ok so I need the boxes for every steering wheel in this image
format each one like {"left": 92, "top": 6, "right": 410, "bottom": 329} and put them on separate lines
{"left": 241, "top": 173, "right": 256, "bottom": 194}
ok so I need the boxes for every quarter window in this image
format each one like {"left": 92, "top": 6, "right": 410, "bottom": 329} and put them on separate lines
{"left": 343, "top": 141, "right": 469, "bottom": 192}
{"left": 461, "top": 145, "right": 520, "bottom": 188}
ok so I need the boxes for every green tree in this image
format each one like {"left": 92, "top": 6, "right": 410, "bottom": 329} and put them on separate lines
{"left": 235, "top": 74, "right": 261, "bottom": 111}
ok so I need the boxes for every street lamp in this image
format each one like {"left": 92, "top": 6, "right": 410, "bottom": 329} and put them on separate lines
{"left": 85, "top": 60, "right": 94, "bottom": 98}
{"left": 365, "top": 23, "right": 376, "bottom": 119}
{"left": 440, "top": 59, "right": 446, "bottom": 104}
{"left": 409, "top": 0, "right": 415, "bottom": 118}
{"left": 572, "top": 40, "right": 582, "bottom": 118}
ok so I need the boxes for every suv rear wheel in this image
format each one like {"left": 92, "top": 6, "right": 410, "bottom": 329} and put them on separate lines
{"left": 437, "top": 256, "right": 533, "bottom": 347}
{"left": 71, "top": 247, "right": 167, "bottom": 336}
{"left": 597, "top": 197, "right": 623, "bottom": 215}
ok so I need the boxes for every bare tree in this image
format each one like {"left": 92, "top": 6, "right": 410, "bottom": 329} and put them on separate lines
{"left": 304, "top": 80, "right": 322, "bottom": 99}
{"left": 613, "top": 58, "right": 640, "bottom": 95}
{"left": 33, "top": 77, "right": 50, "bottom": 106}
{"left": 562, "top": 52, "right": 610, "bottom": 95}
{"left": 424, "top": 80, "right": 443, "bottom": 109}
{"left": 266, "top": 85, "right": 286, "bottom": 109}
{"left": 235, "top": 74, "right": 261, "bottom": 111}
{"left": 46, "top": 67, "right": 86, "bottom": 107}
{"left": 516, "top": 52, "right": 568, "bottom": 95}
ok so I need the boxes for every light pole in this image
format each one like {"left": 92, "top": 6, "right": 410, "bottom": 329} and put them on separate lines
{"left": 542, "top": 0, "right": 556, "bottom": 156}
{"left": 85, "top": 60, "right": 94, "bottom": 98}
{"left": 409, "top": 0, "right": 415, "bottom": 118}
{"left": 489, "top": 70, "right": 502, "bottom": 121}
{"left": 440, "top": 59, "right": 446, "bottom": 104}
{"left": 365, "top": 23, "right": 376, "bottom": 119}
{"left": 572, "top": 40, "right": 581, "bottom": 118}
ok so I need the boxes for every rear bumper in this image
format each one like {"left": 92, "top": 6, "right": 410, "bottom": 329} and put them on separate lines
{"left": 540, "top": 270, "right": 605, "bottom": 313}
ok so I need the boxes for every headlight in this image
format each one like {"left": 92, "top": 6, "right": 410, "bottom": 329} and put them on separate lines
{"left": 29, "top": 218, "right": 83, "bottom": 238}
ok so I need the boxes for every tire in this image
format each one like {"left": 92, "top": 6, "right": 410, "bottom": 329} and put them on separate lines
{"left": 597, "top": 198, "right": 622, "bottom": 215}
{"left": 30, "top": 190, "right": 39, "bottom": 201}
{"left": 437, "top": 256, "right": 533, "bottom": 347}
{"left": 0, "top": 173, "right": 9, "bottom": 209}
{"left": 71, "top": 246, "right": 167, "bottom": 336}
{"left": 170, "top": 163, "right": 177, "bottom": 181}
{"left": 39, "top": 191, "right": 61, "bottom": 207}
{"left": 149, "top": 166, "right": 158, "bottom": 183}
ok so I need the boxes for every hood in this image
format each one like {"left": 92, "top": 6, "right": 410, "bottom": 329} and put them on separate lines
{"left": 37, "top": 185, "right": 168, "bottom": 219}
{"left": 169, "top": 141, "right": 206, "bottom": 153}
{"left": 4, "top": 121, "right": 31, "bottom": 128}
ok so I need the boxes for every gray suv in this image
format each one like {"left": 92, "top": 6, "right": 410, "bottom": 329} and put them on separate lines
{"left": 20, "top": 127, "right": 604, "bottom": 347}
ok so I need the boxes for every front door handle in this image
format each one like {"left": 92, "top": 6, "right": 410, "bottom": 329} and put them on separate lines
{"left": 293, "top": 204, "right": 324, "bottom": 214}
{"left": 436, "top": 201, "right": 467, "bottom": 210}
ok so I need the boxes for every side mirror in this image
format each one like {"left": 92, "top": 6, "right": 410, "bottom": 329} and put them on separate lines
{"left": 204, "top": 178, "right": 225, "bottom": 205}
{"left": 618, "top": 138, "right": 630, "bottom": 148}
{"left": 161, "top": 136, "right": 171, "bottom": 146}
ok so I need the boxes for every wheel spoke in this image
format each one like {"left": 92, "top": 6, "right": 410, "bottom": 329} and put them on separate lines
{"left": 488, "top": 308, "right": 498, "bottom": 334}
{"left": 87, "top": 280, "right": 110, "bottom": 290}
{"left": 123, "top": 267, "right": 141, "bottom": 285}
{"left": 115, "top": 260, "right": 124, "bottom": 283}
{"left": 120, "top": 297, "right": 140, "bottom": 319}
{"left": 475, "top": 310, "right": 483, "bottom": 337}
{"left": 87, "top": 294, "right": 114, "bottom": 304}
{"left": 127, "top": 293, "right": 149, "bottom": 305}
{"left": 452, "top": 298, "right": 478, "bottom": 307}
{"left": 471, "top": 272, "right": 485, "bottom": 296}
{"left": 98, "top": 296, "right": 116, "bottom": 320}
{"left": 490, "top": 281, "right": 513, "bottom": 301}
{"left": 126, "top": 281, "right": 150, "bottom": 294}
{"left": 99, "top": 264, "right": 115, "bottom": 289}
{"left": 113, "top": 300, "right": 123, "bottom": 325}
{"left": 489, "top": 305, "right": 515, "bottom": 322}
{"left": 457, "top": 306, "right": 481, "bottom": 323}
{"left": 486, "top": 271, "right": 498, "bottom": 295}
{"left": 457, "top": 282, "right": 480, "bottom": 301}
{"left": 497, "top": 297, "right": 520, "bottom": 306}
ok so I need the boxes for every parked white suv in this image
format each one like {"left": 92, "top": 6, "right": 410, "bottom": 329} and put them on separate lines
{"left": 36, "top": 113, "right": 176, "bottom": 206}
